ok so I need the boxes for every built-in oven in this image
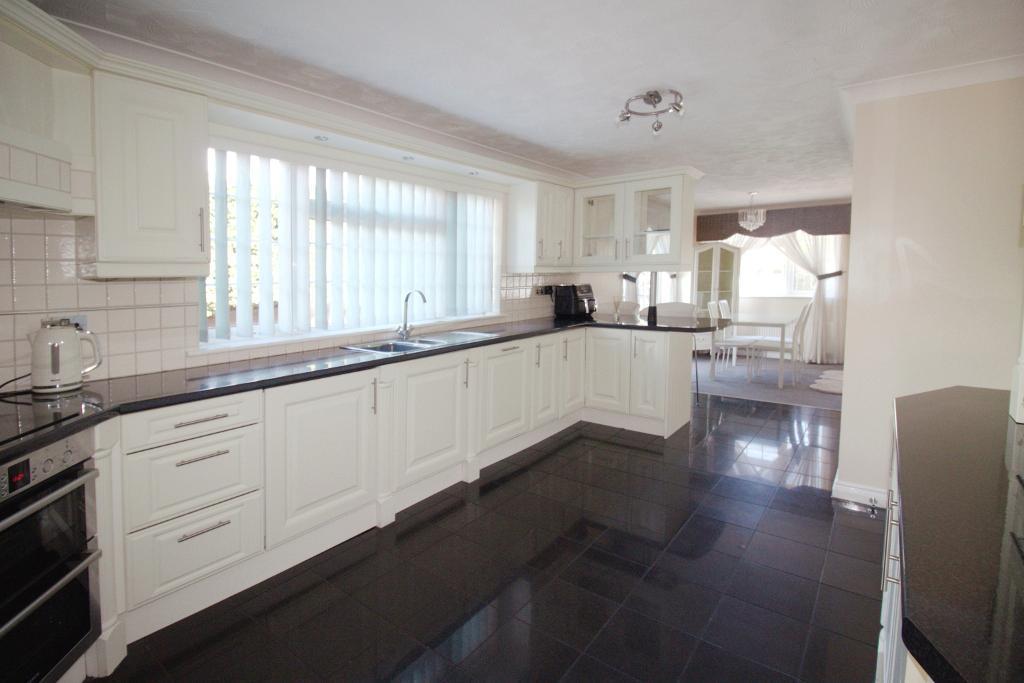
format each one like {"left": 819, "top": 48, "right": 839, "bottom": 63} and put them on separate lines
{"left": 0, "top": 430, "right": 99, "bottom": 683}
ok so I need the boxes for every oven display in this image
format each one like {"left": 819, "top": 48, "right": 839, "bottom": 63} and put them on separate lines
{"left": 7, "top": 460, "right": 30, "bottom": 493}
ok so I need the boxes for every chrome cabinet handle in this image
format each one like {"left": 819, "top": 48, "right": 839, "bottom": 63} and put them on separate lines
{"left": 0, "top": 550, "right": 101, "bottom": 639}
{"left": 633, "top": 338, "right": 638, "bottom": 358}
{"left": 371, "top": 378, "right": 378, "bottom": 414}
{"left": 501, "top": 345, "right": 520, "bottom": 352}
{"left": 563, "top": 338, "right": 568, "bottom": 361}
{"left": 614, "top": 240, "right": 619, "bottom": 260}
{"left": 535, "top": 344, "right": 541, "bottom": 367}
{"left": 199, "top": 207, "right": 206, "bottom": 252}
{"left": 537, "top": 239, "right": 543, "bottom": 258}
{"left": 178, "top": 519, "right": 230, "bottom": 543}
{"left": 557, "top": 241, "right": 563, "bottom": 259}
{"left": 625, "top": 239, "right": 631, "bottom": 258}
{"left": 0, "top": 469, "right": 97, "bottom": 534}
{"left": 464, "top": 358, "right": 470, "bottom": 388}
{"left": 174, "top": 413, "right": 229, "bottom": 429}
{"left": 176, "top": 449, "right": 229, "bottom": 468}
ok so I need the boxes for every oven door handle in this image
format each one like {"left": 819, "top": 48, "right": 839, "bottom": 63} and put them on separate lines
{"left": 0, "top": 549, "right": 101, "bottom": 639}
{"left": 0, "top": 468, "right": 98, "bottom": 534}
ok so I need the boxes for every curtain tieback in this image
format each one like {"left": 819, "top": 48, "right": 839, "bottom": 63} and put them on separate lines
{"left": 816, "top": 270, "right": 843, "bottom": 281}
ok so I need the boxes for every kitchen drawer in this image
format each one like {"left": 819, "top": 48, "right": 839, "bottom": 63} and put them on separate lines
{"left": 123, "top": 424, "right": 263, "bottom": 532}
{"left": 122, "top": 391, "right": 262, "bottom": 453}
{"left": 125, "top": 491, "right": 263, "bottom": 607}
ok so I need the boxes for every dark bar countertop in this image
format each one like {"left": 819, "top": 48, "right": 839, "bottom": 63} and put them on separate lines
{"left": 894, "top": 386, "right": 1024, "bottom": 682}
{"left": 0, "top": 314, "right": 722, "bottom": 463}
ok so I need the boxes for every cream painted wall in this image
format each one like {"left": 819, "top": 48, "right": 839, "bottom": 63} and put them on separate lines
{"left": 836, "top": 77, "right": 1024, "bottom": 502}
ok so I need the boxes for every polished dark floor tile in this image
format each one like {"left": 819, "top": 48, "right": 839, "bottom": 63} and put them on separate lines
{"left": 725, "top": 561, "right": 818, "bottom": 622}
{"left": 745, "top": 531, "right": 827, "bottom": 581}
{"left": 140, "top": 604, "right": 269, "bottom": 677}
{"left": 650, "top": 547, "right": 739, "bottom": 592}
{"left": 737, "top": 438, "right": 795, "bottom": 472}
{"left": 458, "top": 511, "right": 537, "bottom": 550}
{"left": 561, "top": 654, "right": 639, "bottom": 682}
{"left": 829, "top": 523, "right": 884, "bottom": 563}
{"left": 624, "top": 561, "right": 722, "bottom": 636}
{"left": 99, "top": 643, "right": 171, "bottom": 682}
{"left": 711, "top": 475, "right": 777, "bottom": 505}
{"left": 240, "top": 568, "right": 344, "bottom": 634}
{"left": 757, "top": 507, "right": 833, "bottom": 549}
{"left": 352, "top": 563, "right": 458, "bottom": 623}
{"left": 812, "top": 585, "right": 883, "bottom": 646}
{"left": 400, "top": 599, "right": 501, "bottom": 665}
{"left": 448, "top": 618, "right": 579, "bottom": 682}
{"left": 704, "top": 596, "right": 810, "bottom": 676}
{"left": 523, "top": 534, "right": 589, "bottom": 575}
{"left": 515, "top": 578, "right": 618, "bottom": 649}
{"left": 679, "top": 641, "right": 795, "bottom": 682}
{"left": 821, "top": 552, "right": 882, "bottom": 599}
{"left": 528, "top": 473, "right": 586, "bottom": 504}
{"left": 312, "top": 534, "right": 404, "bottom": 593}
{"left": 696, "top": 493, "right": 767, "bottom": 529}
{"left": 180, "top": 632, "right": 318, "bottom": 682}
{"left": 667, "top": 513, "right": 754, "bottom": 559}
{"left": 591, "top": 527, "right": 666, "bottom": 566}
{"left": 431, "top": 499, "right": 488, "bottom": 532}
{"left": 587, "top": 607, "right": 698, "bottom": 682}
{"left": 560, "top": 546, "right": 647, "bottom": 602}
{"left": 786, "top": 455, "right": 838, "bottom": 482}
{"left": 800, "top": 627, "right": 878, "bottom": 683}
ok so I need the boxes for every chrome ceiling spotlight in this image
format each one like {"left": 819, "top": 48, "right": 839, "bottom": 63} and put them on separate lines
{"left": 618, "top": 89, "right": 684, "bottom": 135}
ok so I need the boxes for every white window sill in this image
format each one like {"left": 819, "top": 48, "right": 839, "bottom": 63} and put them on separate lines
{"left": 189, "top": 313, "right": 511, "bottom": 359}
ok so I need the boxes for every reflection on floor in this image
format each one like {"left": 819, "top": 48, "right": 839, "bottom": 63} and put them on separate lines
{"left": 694, "top": 356, "right": 844, "bottom": 411}
{"left": 101, "top": 394, "right": 882, "bottom": 682}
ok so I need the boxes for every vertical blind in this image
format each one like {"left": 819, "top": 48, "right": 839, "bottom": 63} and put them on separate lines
{"left": 206, "top": 148, "right": 499, "bottom": 340}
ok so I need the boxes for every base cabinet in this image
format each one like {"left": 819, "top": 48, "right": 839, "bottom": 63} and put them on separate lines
{"left": 264, "top": 371, "right": 378, "bottom": 547}
{"left": 479, "top": 342, "right": 533, "bottom": 450}
{"left": 532, "top": 335, "right": 560, "bottom": 428}
{"left": 560, "top": 330, "right": 586, "bottom": 416}
{"left": 630, "top": 331, "right": 667, "bottom": 419}
{"left": 585, "top": 328, "right": 631, "bottom": 413}
{"left": 380, "top": 352, "right": 470, "bottom": 493}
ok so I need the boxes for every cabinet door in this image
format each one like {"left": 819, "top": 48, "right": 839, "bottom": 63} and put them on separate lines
{"left": 574, "top": 184, "right": 624, "bottom": 266}
{"left": 559, "top": 330, "right": 586, "bottom": 416}
{"left": 383, "top": 352, "right": 468, "bottom": 491}
{"left": 265, "top": 371, "right": 377, "bottom": 547}
{"left": 585, "top": 328, "right": 630, "bottom": 413}
{"left": 630, "top": 331, "right": 667, "bottom": 419}
{"left": 540, "top": 183, "right": 574, "bottom": 267}
{"left": 479, "top": 343, "right": 532, "bottom": 450}
{"left": 532, "top": 336, "right": 559, "bottom": 428}
{"left": 93, "top": 72, "right": 209, "bottom": 277}
{"left": 623, "top": 176, "right": 683, "bottom": 266}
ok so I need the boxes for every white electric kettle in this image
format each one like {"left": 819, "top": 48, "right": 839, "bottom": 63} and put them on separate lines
{"left": 28, "top": 318, "right": 102, "bottom": 393}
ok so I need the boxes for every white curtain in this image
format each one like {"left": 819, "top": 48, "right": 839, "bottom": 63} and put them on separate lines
{"left": 770, "top": 230, "right": 849, "bottom": 364}
{"left": 723, "top": 233, "right": 771, "bottom": 252}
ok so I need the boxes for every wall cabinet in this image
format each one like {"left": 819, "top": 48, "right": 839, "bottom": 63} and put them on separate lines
{"left": 264, "top": 371, "right": 377, "bottom": 547}
{"left": 380, "top": 351, "right": 470, "bottom": 493}
{"left": 506, "top": 181, "right": 574, "bottom": 271}
{"left": 479, "top": 342, "right": 533, "bottom": 450}
{"left": 559, "top": 330, "right": 586, "bottom": 416}
{"left": 574, "top": 183, "right": 625, "bottom": 267}
{"left": 585, "top": 328, "right": 631, "bottom": 413}
{"left": 92, "top": 72, "right": 209, "bottom": 278}
{"left": 629, "top": 330, "right": 667, "bottom": 419}
{"left": 532, "top": 335, "right": 560, "bottom": 428}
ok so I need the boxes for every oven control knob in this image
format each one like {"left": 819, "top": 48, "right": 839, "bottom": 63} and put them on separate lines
{"left": 63, "top": 449, "right": 72, "bottom": 464}
{"left": 42, "top": 458, "right": 54, "bottom": 473}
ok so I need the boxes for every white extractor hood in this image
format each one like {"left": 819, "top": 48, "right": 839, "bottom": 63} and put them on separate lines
{"left": 0, "top": 122, "right": 73, "bottom": 213}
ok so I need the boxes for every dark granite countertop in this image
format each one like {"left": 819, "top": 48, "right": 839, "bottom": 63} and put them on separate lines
{"left": 0, "top": 314, "right": 722, "bottom": 463}
{"left": 894, "top": 386, "right": 1024, "bottom": 682}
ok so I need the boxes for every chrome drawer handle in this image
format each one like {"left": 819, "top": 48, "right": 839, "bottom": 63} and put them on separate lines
{"left": 501, "top": 346, "right": 520, "bottom": 352}
{"left": 175, "top": 449, "right": 230, "bottom": 468}
{"left": 178, "top": 519, "right": 230, "bottom": 543}
{"left": 174, "top": 413, "right": 229, "bottom": 429}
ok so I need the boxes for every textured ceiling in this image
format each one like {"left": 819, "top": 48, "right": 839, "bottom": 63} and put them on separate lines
{"left": 31, "top": 0, "right": 1024, "bottom": 208}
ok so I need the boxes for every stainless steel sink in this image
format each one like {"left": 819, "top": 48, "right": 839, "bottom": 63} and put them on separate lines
{"left": 415, "top": 330, "right": 498, "bottom": 345}
{"left": 343, "top": 340, "right": 435, "bottom": 355}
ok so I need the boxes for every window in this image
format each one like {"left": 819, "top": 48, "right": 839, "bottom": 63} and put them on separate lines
{"left": 737, "top": 244, "right": 816, "bottom": 297}
{"left": 204, "top": 147, "right": 500, "bottom": 341}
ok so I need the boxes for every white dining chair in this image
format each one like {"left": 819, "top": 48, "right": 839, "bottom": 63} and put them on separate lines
{"left": 747, "top": 302, "right": 813, "bottom": 385}
{"left": 716, "top": 300, "right": 763, "bottom": 366}
{"left": 707, "top": 301, "right": 751, "bottom": 371}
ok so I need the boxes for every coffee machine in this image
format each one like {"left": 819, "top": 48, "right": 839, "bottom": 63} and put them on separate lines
{"left": 552, "top": 284, "right": 597, "bottom": 319}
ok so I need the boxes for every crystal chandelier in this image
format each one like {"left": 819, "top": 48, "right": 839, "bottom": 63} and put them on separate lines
{"left": 738, "top": 192, "right": 766, "bottom": 231}
{"left": 617, "top": 89, "right": 684, "bottom": 136}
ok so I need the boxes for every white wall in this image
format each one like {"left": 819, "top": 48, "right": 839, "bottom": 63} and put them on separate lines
{"left": 836, "top": 77, "right": 1024, "bottom": 502}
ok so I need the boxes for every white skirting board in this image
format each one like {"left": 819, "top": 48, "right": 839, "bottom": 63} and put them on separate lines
{"left": 831, "top": 478, "right": 888, "bottom": 507}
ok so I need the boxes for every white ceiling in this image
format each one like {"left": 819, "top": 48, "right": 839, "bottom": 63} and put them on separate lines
{"left": 32, "top": 0, "right": 1024, "bottom": 209}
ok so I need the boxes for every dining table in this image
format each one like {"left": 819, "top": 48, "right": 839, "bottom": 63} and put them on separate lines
{"left": 709, "top": 317, "right": 790, "bottom": 389}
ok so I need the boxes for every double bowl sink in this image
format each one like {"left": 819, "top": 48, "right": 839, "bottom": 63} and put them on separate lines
{"left": 342, "top": 330, "right": 498, "bottom": 356}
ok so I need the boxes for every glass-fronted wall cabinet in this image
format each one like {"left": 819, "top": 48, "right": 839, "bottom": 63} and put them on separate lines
{"left": 574, "top": 183, "right": 624, "bottom": 267}
{"left": 693, "top": 243, "right": 740, "bottom": 350}
{"left": 624, "top": 176, "right": 686, "bottom": 266}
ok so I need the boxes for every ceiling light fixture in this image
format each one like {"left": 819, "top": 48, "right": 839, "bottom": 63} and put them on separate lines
{"left": 617, "top": 89, "right": 684, "bottom": 136}
{"left": 402, "top": 155, "right": 415, "bottom": 161}
{"left": 738, "top": 192, "right": 767, "bottom": 232}
{"left": 468, "top": 170, "right": 480, "bottom": 176}
{"left": 313, "top": 135, "right": 329, "bottom": 142}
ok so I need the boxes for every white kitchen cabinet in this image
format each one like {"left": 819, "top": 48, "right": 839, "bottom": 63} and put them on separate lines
{"left": 584, "top": 328, "right": 631, "bottom": 413}
{"left": 532, "top": 335, "right": 559, "bottom": 428}
{"left": 479, "top": 342, "right": 533, "bottom": 450}
{"left": 92, "top": 72, "right": 209, "bottom": 278}
{"left": 629, "top": 330, "right": 668, "bottom": 419}
{"left": 121, "top": 390, "right": 262, "bottom": 454}
{"left": 507, "top": 181, "right": 574, "bottom": 271}
{"left": 559, "top": 330, "right": 586, "bottom": 416}
{"left": 692, "top": 243, "right": 739, "bottom": 351}
{"left": 574, "top": 183, "right": 625, "bottom": 267}
{"left": 264, "top": 370, "right": 378, "bottom": 547}
{"left": 380, "top": 351, "right": 470, "bottom": 492}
